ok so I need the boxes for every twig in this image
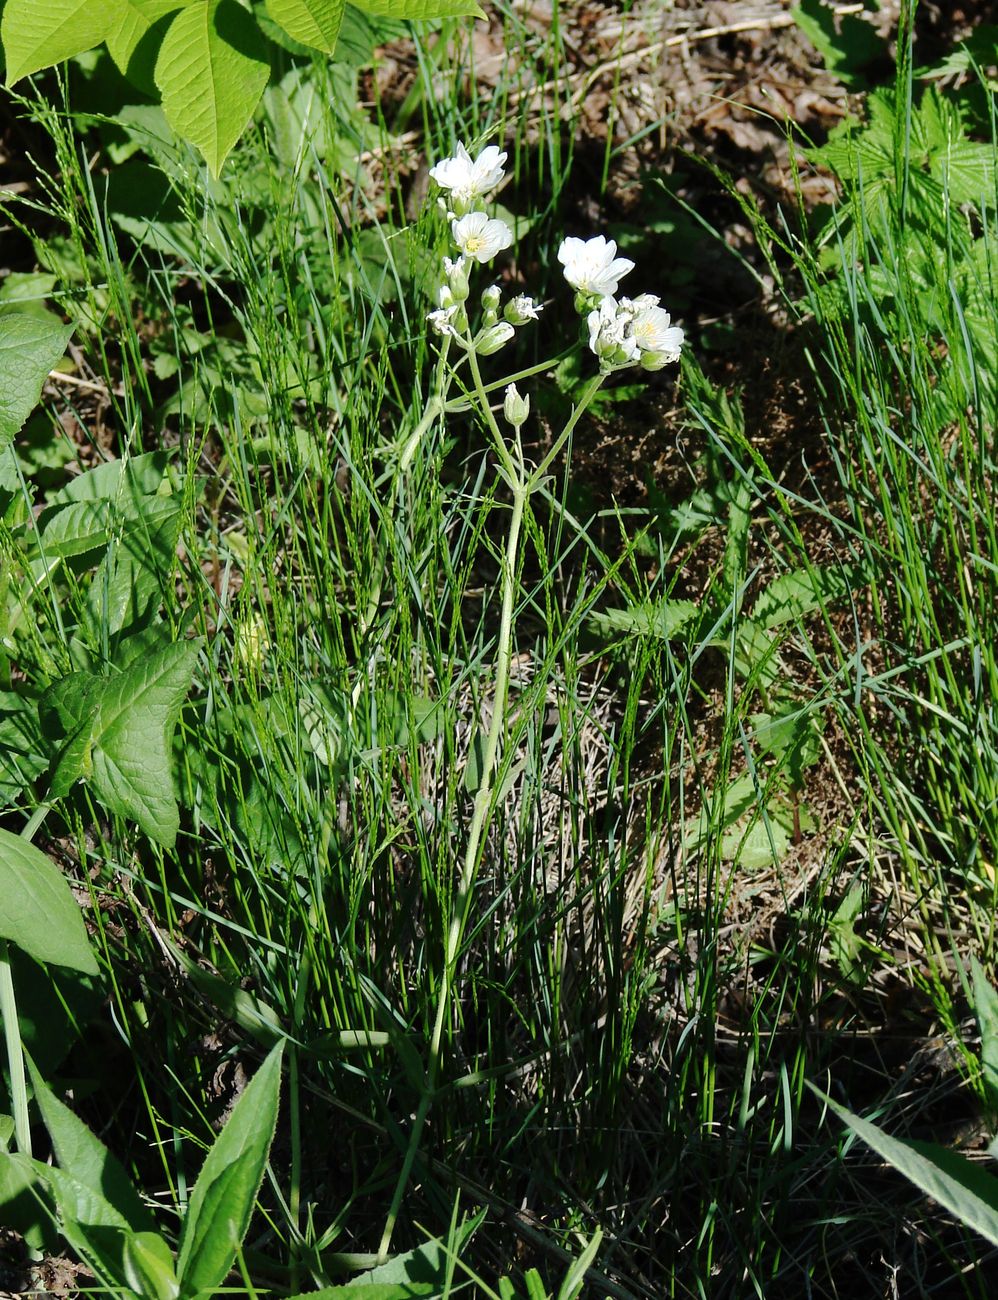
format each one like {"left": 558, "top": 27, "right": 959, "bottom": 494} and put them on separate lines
{"left": 46, "top": 368, "right": 113, "bottom": 395}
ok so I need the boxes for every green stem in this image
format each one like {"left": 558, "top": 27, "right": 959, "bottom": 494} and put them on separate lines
{"left": 0, "top": 804, "right": 50, "bottom": 1157}
{"left": 378, "top": 481, "right": 528, "bottom": 1263}
{"left": 527, "top": 372, "right": 605, "bottom": 489}
{"left": 0, "top": 941, "right": 29, "bottom": 1156}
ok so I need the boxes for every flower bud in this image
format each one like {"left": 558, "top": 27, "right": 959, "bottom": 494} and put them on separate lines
{"left": 481, "top": 284, "right": 502, "bottom": 313}
{"left": 475, "top": 321, "right": 515, "bottom": 355}
{"left": 444, "top": 255, "right": 470, "bottom": 302}
{"left": 503, "top": 383, "right": 530, "bottom": 428}
{"left": 640, "top": 350, "right": 671, "bottom": 371}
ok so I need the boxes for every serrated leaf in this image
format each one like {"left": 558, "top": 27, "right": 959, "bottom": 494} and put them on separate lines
{"left": 589, "top": 599, "right": 698, "bottom": 642}
{"left": 0, "top": 829, "right": 97, "bottom": 974}
{"left": 155, "top": 0, "right": 270, "bottom": 176}
{"left": 816, "top": 1086, "right": 998, "bottom": 1248}
{"left": 350, "top": 0, "right": 484, "bottom": 18}
{"left": 88, "top": 639, "right": 202, "bottom": 846}
{"left": 0, "top": 316, "right": 73, "bottom": 452}
{"left": 2, "top": 0, "right": 123, "bottom": 83}
{"left": 27, "top": 1058, "right": 153, "bottom": 1234}
{"left": 265, "top": 0, "right": 344, "bottom": 52}
{"left": 751, "top": 563, "right": 867, "bottom": 630}
{"left": 176, "top": 1042, "right": 284, "bottom": 1295}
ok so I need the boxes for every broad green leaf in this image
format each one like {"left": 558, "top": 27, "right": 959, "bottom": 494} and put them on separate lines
{"left": 971, "top": 956, "right": 998, "bottom": 1114}
{"left": 0, "top": 829, "right": 97, "bottom": 974}
{"left": 2, "top": 0, "right": 123, "bottom": 83}
{"left": 816, "top": 1087, "right": 998, "bottom": 1248}
{"left": 176, "top": 1042, "right": 284, "bottom": 1295}
{"left": 265, "top": 0, "right": 345, "bottom": 52}
{"left": 0, "top": 316, "right": 73, "bottom": 452}
{"left": 350, "top": 0, "right": 484, "bottom": 17}
{"left": 352, "top": 1214, "right": 484, "bottom": 1288}
{"left": 183, "top": 962, "right": 285, "bottom": 1049}
{"left": 123, "top": 1231, "right": 180, "bottom": 1300}
{"left": 27, "top": 1058, "right": 153, "bottom": 1233}
{"left": 45, "top": 450, "right": 173, "bottom": 506}
{"left": 88, "top": 639, "right": 202, "bottom": 847}
{"left": 751, "top": 563, "right": 867, "bottom": 630}
{"left": 155, "top": 0, "right": 270, "bottom": 176}
{"left": 722, "top": 478, "right": 752, "bottom": 603}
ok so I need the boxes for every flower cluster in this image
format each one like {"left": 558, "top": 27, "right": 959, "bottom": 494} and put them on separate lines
{"left": 426, "top": 141, "right": 541, "bottom": 359}
{"left": 558, "top": 236, "right": 684, "bottom": 374}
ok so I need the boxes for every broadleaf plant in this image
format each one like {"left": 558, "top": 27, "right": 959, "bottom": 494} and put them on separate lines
{"left": 2, "top": 0, "right": 487, "bottom": 175}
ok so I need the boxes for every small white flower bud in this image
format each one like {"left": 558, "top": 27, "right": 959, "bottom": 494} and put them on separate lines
{"left": 444, "top": 255, "right": 470, "bottom": 302}
{"left": 481, "top": 284, "right": 502, "bottom": 312}
{"left": 503, "top": 383, "right": 530, "bottom": 428}
{"left": 475, "top": 321, "right": 515, "bottom": 355}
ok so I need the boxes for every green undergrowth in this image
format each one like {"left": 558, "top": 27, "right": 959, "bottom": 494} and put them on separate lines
{"left": 0, "top": 5, "right": 997, "bottom": 1297}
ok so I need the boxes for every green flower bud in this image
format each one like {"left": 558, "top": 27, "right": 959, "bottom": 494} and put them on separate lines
{"left": 503, "top": 383, "right": 530, "bottom": 428}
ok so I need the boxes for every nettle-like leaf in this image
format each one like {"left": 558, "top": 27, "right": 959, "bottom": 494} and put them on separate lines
{"left": 45, "top": 639, "right": 202, "bottom": 847}
{"left": 0, "top": 829, "right": 98, "bottom": 975}
{"left": 155, "top": 0, "right": 270, "bottom": 176}
{"left": 265, "top": 0, "right": 345, "bottom": 53}
{"left": 0, "top": 317, "right": 73, "bottom": 452}
{"left": 2, "top": 0, "right": 123, "bottom": 84}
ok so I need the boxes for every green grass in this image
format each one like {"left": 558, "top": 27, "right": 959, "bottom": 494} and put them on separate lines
{"left": 2, "top": 5, "right": 998, "bottom": 1297}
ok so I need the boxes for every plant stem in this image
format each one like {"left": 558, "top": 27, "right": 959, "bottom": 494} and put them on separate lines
{"left": 378, "top": 478, "right": 528, "bottom": 1263}
{"left": 0, "top": 941, "right": 29, "bottom": 1156}
{"left": 0, "top": 805, "right": 50, "bottom": 1157}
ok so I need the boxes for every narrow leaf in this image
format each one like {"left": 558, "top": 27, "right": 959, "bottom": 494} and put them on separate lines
{"left": 0, "top": 317, "right": 73, "bottom": 451}
{"left": 176, "top": 1042, "right": 284, "bottom": 1294}
{"left": 2, "top": 0, "right": 123, "bottom": 84}
{"left": 27, "top": 1058, "right": 153, "bottom": 1232}
{"left": 0, "top": 829, "right": 97, "bottom": 974}
{"left": 155, "top": 0, "right": 270, "bottom": 176}
{"left": 971, "top": 956, "right": 998, "bottom": 1114}
{"left": 265, "top": 0, "right": 345, "bottom": 53}
{"left": 817, "top": 1087, "right": 998, "bottom": 1248}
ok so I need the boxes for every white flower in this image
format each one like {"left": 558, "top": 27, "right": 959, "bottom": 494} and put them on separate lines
{"left": 504, "top": 294, "right": 542, "bottom": 324}
{"left": 427, "top": 306, "right": 459, "bottom": 336}
{"left": 630, "top": 302, "right": 684, "bottom": 362}
{"left": 430, "top": 143, "right": 507, "bottom": 211}
{"left": 587, "top": 296, "right": 640, "bottom": 366}
{"left": 452, "top": 212, "right": 514, "bottom": 264}
{"left": 558, "top": 236, "right": 634, "bottom": 298}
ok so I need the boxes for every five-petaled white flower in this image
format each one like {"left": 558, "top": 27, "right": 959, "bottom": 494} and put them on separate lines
{"left": 558, "top": 236, "right": 634, "bottom": 298}
{"left": 452, "top": 212, "right": 514, "bottom": 264}
{"left": 630, "top": 301, "right": 684, "bottom": 365}
{"left": 430, "top": 143, "right": 507, "bottom": 210}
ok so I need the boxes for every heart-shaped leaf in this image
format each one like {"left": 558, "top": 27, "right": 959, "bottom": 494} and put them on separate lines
{"left": 155, "top": 0, "right": 270, "bottom": 176}
{"left": 0, "top": 830, "right": 97, "bottom": 975}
